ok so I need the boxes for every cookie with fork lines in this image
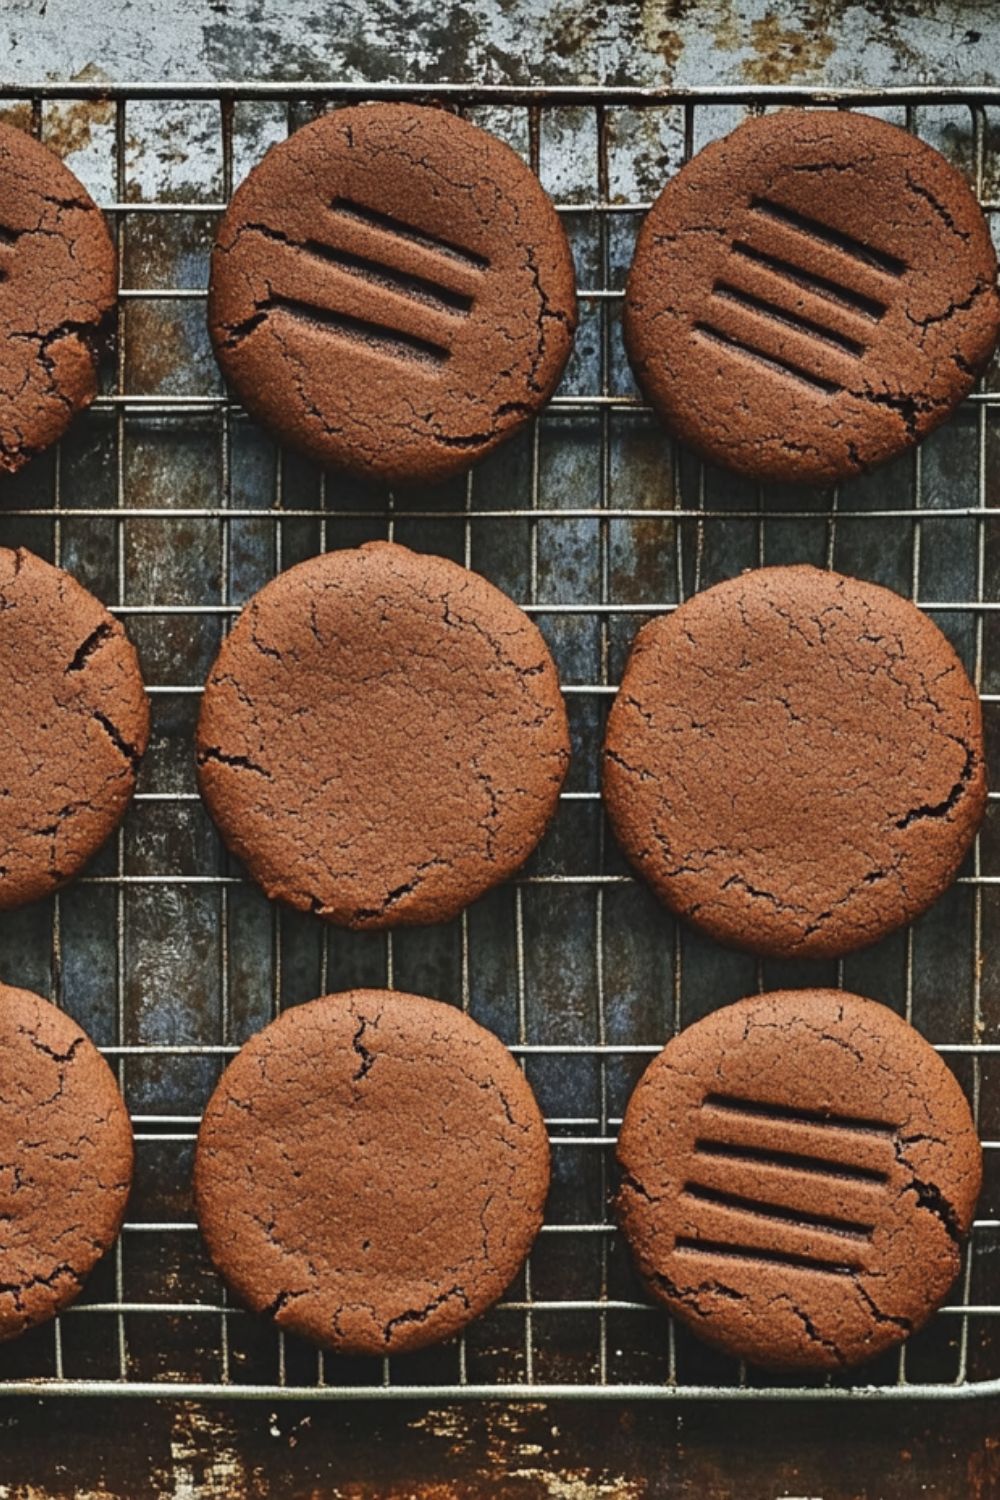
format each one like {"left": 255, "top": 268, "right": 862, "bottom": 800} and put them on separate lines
{"left": 616, "top": 989, "right": 981, "bottom": 1371}
{"left": 209, "top": 102, "right": 576, "bottom": 482}
{"left": 624, "top": 109, "right": 1000, "bottom": 482}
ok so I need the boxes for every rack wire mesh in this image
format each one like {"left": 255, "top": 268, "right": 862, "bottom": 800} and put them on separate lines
{"left": 0, "top": 80, "right": 996, "bottom": 1399}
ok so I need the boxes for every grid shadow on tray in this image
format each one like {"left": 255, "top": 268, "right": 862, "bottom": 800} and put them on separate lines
{"left": 0, "top": 83, "right": 996, "bottom": 1397}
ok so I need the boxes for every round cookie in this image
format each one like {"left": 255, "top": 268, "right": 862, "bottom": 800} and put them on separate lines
{"left": 208, "top": 102, "right": 576, "bottom": 484}
{"left": 197, "top": 541, "right": 570, "bottom": 928}
{"left": 0, "top": 548, "right": 149, "bottom": 909}
{"left": 625, "top": 110, "right": 1000, "bottom": 483}
{"left": 194, "top": 989, "right": 550, "bottom": 1354}
{"left": 617, "top": 989, "right": 981, "bottom": 1371}
{"left": 603, "top": 566, "right": 985, "bottom": 958}
{"left": 0, "top": 984, "right": 133, "bottom": 1341}
{"left": 0, "top": 124, "right": 116, "bottom": 472}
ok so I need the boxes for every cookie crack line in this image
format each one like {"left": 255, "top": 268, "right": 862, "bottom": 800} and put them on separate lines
{"left": 65, "top": 620, "right": 114, "bottom": 674}
{"left": 381, "top": 1284, "right": 470, "bottom": 1345}
{"left": 351, "top": 1014, "right": 376, "bottom": 1082}
{"left": 894, "top": 742, "right": 977, "bottom": 830}
{"left": 774, "top": 1294, "right": 846, "bottom": 1365}
{"left": 89, "top": 710, "right": 142, "bottom": 769}
{"left": 197, "top": 745, "right": 272, "bottom": 780}
{"left": 0, "top": 1261, "right": 84, "bottom": 1311}
{"left": 893, "top": 1138, "right": 965, "bottom": 1246}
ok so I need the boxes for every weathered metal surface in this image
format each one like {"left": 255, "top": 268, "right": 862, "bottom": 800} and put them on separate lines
{"left": 0, "top": 1, "right": 996, "bottom": 90}
{"left": 0, "top": 1396, "right": 998, "bottom": 1496}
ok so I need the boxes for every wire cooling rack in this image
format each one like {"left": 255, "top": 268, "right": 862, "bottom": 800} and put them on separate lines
{"left": 0, "top": 81, "right": 997, "bottom": 1400}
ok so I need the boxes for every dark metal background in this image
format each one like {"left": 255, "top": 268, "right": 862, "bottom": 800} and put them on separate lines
{"left": 0, "top": 84, "right": 995, "bottom": 1415}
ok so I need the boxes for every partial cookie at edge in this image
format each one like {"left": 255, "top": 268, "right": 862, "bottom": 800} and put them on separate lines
{"left": 0, "top": 547, "right": 149, "bottom": 910}
{"left": 0, "top": 124, "right": 116, "bottom": 472}
{"left": 0, "top": 983, "right": 134, "bottom": 1341}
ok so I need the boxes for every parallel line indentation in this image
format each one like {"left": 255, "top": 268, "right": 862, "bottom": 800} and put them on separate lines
{"left": 729, "top": 241, "right": 888, "bottom": 322}
{"left": 674, "top": 1237, "right": 860, "bottom": 1277}
{"left": 295, "top": 238, "right": 476, "bottom": 318}
{"left": 265, "top": 293, "right": 451, "bottom": 367}
{"left": 710, "top": 282, "right": 867, "bottom": 358}
{"left": 749, "top": 197, "right": 908, "bottom": 279}
{"left": 693, "top": 322, "right": 843, "bottom": 395}
{"left": 693, "top": 1137, "right": 889, "bottom": 1185}
{"left": 680, "top": 1182, "right": 876, "bottom": 1242}
{"left": 329, "top": 197, "right": 491, "bottom": 272}
{"left": 702, "top": 1093, "right": 896, "bottom": 1138}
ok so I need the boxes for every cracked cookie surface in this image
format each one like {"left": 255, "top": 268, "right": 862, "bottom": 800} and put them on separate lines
{"left": 624, "top": 109, "right": 1000, "bottom": 483}
{"left": 194, "top": 989, "right": 550, "bottom": 1355}
{"left": 0, "top": 983, "right": 133, "bottom": 1341}
{"left": 616, "top": 988, "right": 981, "bottom": 1371}
{"left": 603, "top": 565, "right": 985, "bottom": 958}
{"left": 208, "top": 102, "right": 576, "bottom": 483}
{"left": 197, "top": 541, "right": 570, "bottom": 928}
{"left": 0, "top": 547, "right": 149, "bottom": 909}
{"left": 0, "top": 123, "right": 115, "bottom": 472}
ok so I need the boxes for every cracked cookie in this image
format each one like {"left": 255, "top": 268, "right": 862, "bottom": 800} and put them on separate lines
{"left": 616, "top": 989, "right": 981, "bottom": 1371}
{"left": 624, "top": 109, "right": 1000, "bottom": 483}
{"left": 197, "top": 541, "right": 570, "bottom": 928}
{"left": 194, "top": 989, "right": 550, "bottom": 1354}
{"left": 603, "top": 565, "right": 985, "bottom": 958}
{"left": 0, "top": 983, "right": 133, "bottom": 1341}
{"left": 0, "top": 123, "right": 115, "bottom": 472}
{"left": 208, "top": 102, "right": 576, "bottom": 483}
{"left": 0, "top": 547, "right": 149, "bottom": 909}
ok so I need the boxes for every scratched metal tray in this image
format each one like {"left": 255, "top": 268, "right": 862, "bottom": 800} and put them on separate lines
{"left": 0, "top": 80, "right": 996, "bottom": 1401}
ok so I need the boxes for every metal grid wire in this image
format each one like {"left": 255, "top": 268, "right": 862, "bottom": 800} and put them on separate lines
{"left": 0, "top": 81, "right": 997, "bottom": 1400}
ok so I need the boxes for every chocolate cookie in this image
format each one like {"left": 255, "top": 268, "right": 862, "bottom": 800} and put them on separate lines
{"left": 0, "top": 548, "right": 149, "bottom": 909}
{"left": 624, "top": 110, "right": 1000, "bottom": 483}
{"left": 616, "top": 989, "right": 981, "bottom": 1371}
{"left": 603, "top": 566, "right": 985, "bottom": 958}
{"left": 0, "top": 124, "right": 115, "bottom": 472}
{"left": 0, "top": 983, "right": 133, "bottom": 1341}
{"left": 208, "top": 102, "right": 576, "bottom": 483}
{"left": 197, "top": 541, "right": 570, "bottom": 927}
{"left": 194, "top": 989, "right": 549, "bottom": 1354}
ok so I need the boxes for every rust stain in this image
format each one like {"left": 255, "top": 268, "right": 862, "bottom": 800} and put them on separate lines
{"left": 740, "top": 13, "right": 836, "bottom": 83}
{"left": 0, "top": 64, "right": 115, "bottom": 159}
{"left": 159, "top": 1406, "right": 255, "bottom": 1500}
{"left": 510, "top": 1471, "right": 645, "bottom": 1498}
{"left": 408, "top": 1403, "right": 477, "bottom": 1454}
{"left": 42, "top": 95, "right": 115, "bottom": 159}
{"left": 0, "top": 102, "right": 35, "bottom": 134}
{"left": 335, "top": 1487, "right": 472, "bottom": 1499}
{"left": 968, "top": 1432, "right": 1000, "bottom": 1499}
{"left": 639, "top": 5, "right": 685, "bottom": 74}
